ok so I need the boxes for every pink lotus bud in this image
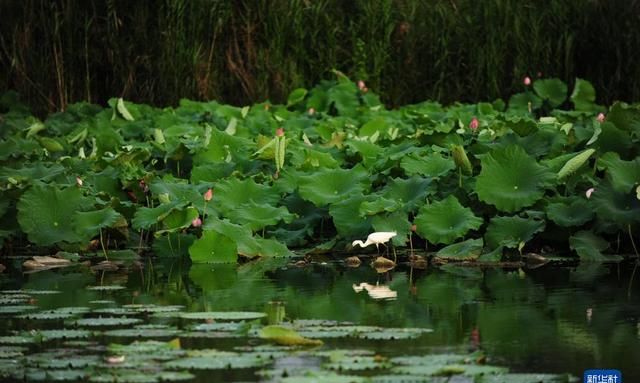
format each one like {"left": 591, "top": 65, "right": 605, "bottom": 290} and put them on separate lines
{"left": 586, "top": 188, "right": 595, "bottom": 199}
{"left": 307, "top": 107, "right": 316, "bottom": 115}
{"left": 362, "top": 86, "right": 369, "bottom": 93}
{"left": 204, "top": 188, "right": 213, "bottom": 201}
{"left": 469, "top": 117, "right": 479, "bottom": 131}
{"left": 76, "top": 177, "right": 83, "bottom": 187}
{"left": 596, "top": 113, "right": 606, "bottom": 123}
{"left": 523, "top": 76, "right": 532, "bottom": 86}
{"left": 139, "top": 179, "right": 149, "bottom": 193}
{"left": 276, "top": 127, "right": 285, "bottom": 137}
{"left": 191, "top": 217, "right": 202, "bottom": 227}
{"left": 357, "top": 80, "right": 366, "bottom": 91}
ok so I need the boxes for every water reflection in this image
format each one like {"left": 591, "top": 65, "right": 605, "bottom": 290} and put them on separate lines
{"left": 2, "top": 258, "right": 639, "bottom": 380}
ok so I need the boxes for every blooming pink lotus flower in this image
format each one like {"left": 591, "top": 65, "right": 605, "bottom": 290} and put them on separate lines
{"left": 523, "top": 76, "right": 532, "bottom": 86}
{"left": 596, "top": 113, "right": 606, "bottom": 123}
{"left": 276, "top": 127, "right": 285, "bottom": 137}
{"left": 586, "top": 187, "right": 595, "bottom": 199}
{"left": 357, "top": 80, "right": 366, "bottom": 91}
{"left": 204, "top": 188, "right": 213, "bottom": 201}
{"left": 76, "top": 177, "right": 83, "bottom": 187}
{"left": 191, "top": 217, "right": 202, "bottom": 227}
{"left": 469, "top": 117, "right": 479, "bottom": 131}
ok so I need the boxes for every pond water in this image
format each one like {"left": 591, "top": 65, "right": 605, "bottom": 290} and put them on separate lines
{"left": 1, "top": 256, "right": 639, "bottom": 382}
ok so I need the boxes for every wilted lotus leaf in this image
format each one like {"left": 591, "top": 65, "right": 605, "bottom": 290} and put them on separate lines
{"left": 17, "top": 184, "right": 93, "bottom": 245}
{"left": 414, "top": 196, "right": 482, "bottom": 245}
{"left": 476, "top": 145, "right": 553, "bottom": 212}
{"left": 400, "top": 152, "right": 455, "bottom": 179}
{"left": 180, "top": 311, "right": 266, "bottom": 321}
{"left": 259, "top": 325, "right": 323, "bottom": 346}
{"left": 545, "top": 198, "right": 593, "bottom": 227}
{"left": 188, "top": 230, "right": 237, "bottom": 263}
{"left": 298, "top": 167, "right": 369, "bottom": 206}
{"left": 569, "top": 231, "right": 618, "bottom": 261}
{"left": 225, "top": 202, "right": 295, "bottom": 231}
{"left": 436, "top": 238, "right": 484, "bottom": 261}
{"left": 533, "top": 78, "right": 567, "bottom": 108}
{"left": 485, "top": 216, "right": 545, "bottom": 249}
{"left": 72, "top": 317, "right": 142, "bottom": 327}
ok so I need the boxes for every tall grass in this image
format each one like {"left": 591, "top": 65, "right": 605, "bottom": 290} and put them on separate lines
{"left": 1, "top": 0, "right": 639, "bottom": 114}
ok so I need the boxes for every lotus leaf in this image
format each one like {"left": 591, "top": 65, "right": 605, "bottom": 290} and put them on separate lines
{"left": 179, "top": 311, "right": 266, "bottom": 321}
{"left": 414, "top": 196, "right": 482, "bottom": 245}
{"left": 485, "top": 216, "right": 545, "bottom": 249}
{"left": 591, "top": 182, "right": 640, "bottom": 225}
{"left": 476, "top": 145, "right": 553, "bottom": 212}
{"left": 188, "top": 230, "right": 237, "bottom": 263}
{"left": 298, "top": 167, "right": 369, "bottom": 206}
{"left": 436, "top": 238, "right": 484, "bottom": 261}
{"left": 400, "top": 153, "right": 455, "bottom": 179}
{"left": 569, "top": 231, "right": 616, "bottom": 261}
{"left": 259, "top": 325, "right": 323, "bottom": 346}
{"left": 546, "top": 198, "right": 593, "bottom": 227}
{"left": 533, "top": 78, "right": 567, "bottom": 107}
{"left": 72, "top": 317, "right": 142, "bottom": 327}
{"left": 225, "top": 202, "right": 295, "bottom": 231}
{"left": 600, "top": 154, "right": 640, "bottom": 193}
{"left": 74, "top": 207, "right": 124, "bottom": 240}
{"left": 17, "top": 184, "right": 93, "bottom": 245}
{"left": 571, "top": 78, "right": 597, "bottom": 111}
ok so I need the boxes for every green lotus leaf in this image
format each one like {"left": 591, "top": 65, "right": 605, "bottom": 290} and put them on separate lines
{"left": 475, "top": 145, "right": 553, "bottom": 212}
{"left": 73, "top": 207, "right": 123, "bottom": 240}
{"left": 571, "top": 78, "right": 597, "bottom": 111}
{"left": 0, "top": 163, "right": 65, "bottom": 184}
{"left": 359, "top": 197, "right": 402, "bottom": 216}
{"left": 346, "top": 140, "right": 382, "bottom": 169}
{"left": 328, "top": 81, "right": 359, "bottom": 117}
{"left": 400, "top": 152, "right": 455, "bottom": 179}
{"left": 503, "top": 115, "right": 538, "bottom": 136}
{"left": 380, "top": 176, "right": 433, "bottom": 213}
{"left": 215, "top": 178, "right": 280, "bottom": 211}
{"left": 34, "top": 329, "right": 92, "bottom": 340}
{"left": 485, "top": 216, "right": 545, "bottom": 249}
{"left": 533, "top": 78, "right": 567, "bottom": 107}
{"left": 86, "top": 285, "right": 125, "bottom": 291}
{"left": 569, "top": 231, "right": 618, "bottom": 261}
{"left": 194, "top": 126, "right": 252, "bottom": 164}
{"left": 189, "top": 230, "right": 237, "bottom": 263}
{"left": 104, "top": 328, "right": 181, "bottom": 338}
{"left": 599, "top": 154, "right": 640, "bottom": 193}
{"left": 393, "top": 363, "right": 508, "bottom": 377}
{"left": 152, "top": 233, "right": 196, "bottom": 258}
{"left": 508, "top": 92, "right": 542, "bottom": 113}
{"left": 371, "top": 211, "right": 411, "bottom": 246}
{"left": 132, "top": 201, "right": 184, "bottom": 230}
{"left": 0, "top": 305, "right": 37, "bottom": 314}
{"left": 156, "top": 206, "right": 199, "bottom": 235}
{"left": 226, "top": 202, "right": 295, "bottom": 231}
{"left": 607, "top": 101, "right": 640, "bottom": 133}
{"left": 436, "top": 238, "right": 484, "bottom": 261}
{"left": 254, "top": 238, "right": 295, "bottom": 257}
{"left": 545, "top": 198, "right": 593, "bottom": 227}
{"left": 591, "top": 182, "right": 640, "bottom": 226}
{"left": 479, "top": 373, "right": 577, "bottom": 383}
{"left": 298, "top": 167, "right": 369, "bottom": 206}
{"left": 557, "top": 149, "right": 595, "bottom": 179}
{"left": 325, "top": 355, "right": 391, "bottom": 371}
{"left": 203, "top": 217, "right": 260, "bottom": 257}
{"left": 280, "top": 373, "right": 366, "bottom": 383}
{"left": 17, "top": 184, "right": 93, "bottom": 245}
{"left": 414, "top": 196, "right": 482, "bottom": 245}
{"left": 287, "top": 88, "right": 307, "bottom": 107}
{"left": 592, "top": 121, "right": 632, "bottom": 156}
{"left": 328, "top": 194, "right": 373, "bottom": 237}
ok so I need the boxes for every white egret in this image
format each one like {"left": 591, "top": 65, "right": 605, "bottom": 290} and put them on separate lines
{"left": 352, "top": 231, "right": 397, "bottom": 255}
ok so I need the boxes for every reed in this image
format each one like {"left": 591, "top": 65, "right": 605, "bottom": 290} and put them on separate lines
{"left": 0, "top": 0, "right": 638, "bottom": 115}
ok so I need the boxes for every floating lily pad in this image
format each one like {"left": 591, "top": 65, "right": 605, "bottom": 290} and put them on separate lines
{"left": 179, "top": 311, "right": 266, "bottom": 321}
{"left": 0, "top": 346, "right": 27, "bottom": 358}
{"left": 104, "top": 328, "right": 181, "bottom": 338}
{"left": 325, "top": 355, "right": 392, "bottom": 371}
{"left": 356, "top": 328, "right": 432, "bottom": 340}
{"left": 21, "top": 368, "right": 87, "bottom": 382}
{"left": 280, "top": 372, "right": 366, "bottom": 383}
{"left": 86, "top": 285, "right": 126, "bottom": 291}
{"left": 1, "top": 289, "right": 61, "bottom": 295}
{"left": 72, "top": 317, "right": 142, "bottom": 327}
{"left": 0, "top": 335, "right": 36, "bottom": 345}
{"left": 124, "top": 304, "right": 185, "bottom": 313}
{"left": 0, "top": 305, "right": 37, "bottom": 314}
{"left": 93, "top": 307, "right": 140, "bottom": 315}
{"left": 166, "top": 352, "right": 271, "bottom": 370}
{"left": 477, "top": 373, "right": 576, "bottom": 383}
{"left": 27, "top": 353, "right": 101, "bottom": 369}
{"left": 35, "top": 329, "right": 92, "bottom": 340}
{"left": 189, "top": 322, "right": 245, "bottom": 332}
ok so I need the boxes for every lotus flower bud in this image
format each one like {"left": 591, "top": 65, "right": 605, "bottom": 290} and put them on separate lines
{"left": 276, "top": 127, "right": 285, "bottom": 137}
{"left": 307, "top": 107, "right": 316, "bottom": 115}
{"left": 585, "top": 187, "right": 595, "bottom": 199}
{"left": 523, "top": 76, "right": 532, "bottom": 86}
{"left": 357, "top": 80, "right": 366, "bottom": 91}
{"left": 596, "top": 113, "right": 606, "bottom": 123}
{"left": 76, "top": 177, "right": 83, "bottom": 187}
{"left": 469, "top": 117, "right": 479, "bottom": 131}
{"left": 191, "top": 217, "right": 202, "bottom": 227}
{"left": 204, "top": 188, "right": 213, "bottom": 201}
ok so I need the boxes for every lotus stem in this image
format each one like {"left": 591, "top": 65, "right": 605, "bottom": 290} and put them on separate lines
{"left": 99, "top": 228, "right": 109, "bottom": 261}
{"left": 629, "top": 224, "right": 639, "bottom": 259}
